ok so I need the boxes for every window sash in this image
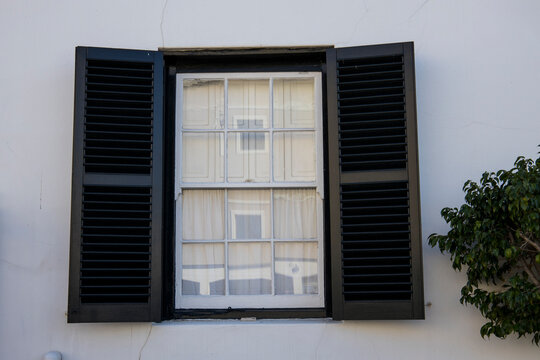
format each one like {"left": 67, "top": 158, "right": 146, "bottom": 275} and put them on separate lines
{"left": 176, "top": 189, "right": 324, "bottom": 308}
{"left": 175, "top": 72, "right": 324, "bottom": 194}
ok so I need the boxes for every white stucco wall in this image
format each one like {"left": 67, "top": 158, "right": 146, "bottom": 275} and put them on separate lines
{"left": 1, "top": 0, "right": 539, "bottom": 359}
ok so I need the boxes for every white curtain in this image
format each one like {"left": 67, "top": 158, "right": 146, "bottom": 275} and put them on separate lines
{"left": 273, "top": 189, "right": 317, "bottom": 239}
{"left": 182, "top": 190, "right": 224, "bottom": 240}
{"left": 182, "top": 189, "right": 318, "bottom": 296}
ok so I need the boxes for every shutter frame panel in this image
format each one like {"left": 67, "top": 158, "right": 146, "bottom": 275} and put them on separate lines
{"left": 69, "top": 47, "right": 163, "bottom": 323}
{"left": 327, "top": 42, "right": 424, "bottom": 320}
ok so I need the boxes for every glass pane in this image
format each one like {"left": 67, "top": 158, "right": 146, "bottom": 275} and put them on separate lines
{"left": 228, "top": 79, "right": 269, "bottom": 129}
{"left": 227, "top": 132, "right": 270, "bottom": 182}
{"left": 275, "top": 242, "right": 318, "bottom": 295}
{"left": 228, "top": 242, "right": 271, "bottom": 295}
{"left": 182, "top": 79, "right": 224, "bottom": 129}
{"left": 182, "top": 133, "right": 224, "bottom": 183}
{"left": 273, "top": 131, "right": 316, "bottom": 182}
{"left": 228, "top": 190, "right": 271, "bottom": 239}
{"left": 274, "top": 189, "right": 317, "bottom": 239}
{"left": 182, "top": 190, "right": 224, "bottom": 240}
{"left": 273, "top": 78, "right": 315, "bottom": 128}
{"left": 182, "top": 243, "right": 225, "bottom": 295}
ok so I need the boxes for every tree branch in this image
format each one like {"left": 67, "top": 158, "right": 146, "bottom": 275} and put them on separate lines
{"left": 534, "top": 261, "right": 540, "bottom": 274}
{"left": 508, "top": 231, "right": 516, "bottom": 245}
{"left": 520, "top": 259, "right": 540, "bottom": 290}
{"left": 518, "top": 232, "right": 540, "bottom": 252}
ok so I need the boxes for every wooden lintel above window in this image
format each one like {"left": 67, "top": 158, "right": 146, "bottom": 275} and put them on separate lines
{"left": 159, "top": 46, "right": 334, "bottom": 56}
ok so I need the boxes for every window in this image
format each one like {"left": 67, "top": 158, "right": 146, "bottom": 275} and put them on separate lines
{"left": 175, "top": 73, "right": 324, "bottom": 309}
{"left": 68, "top": 43, "right": 424, "bottom": 323}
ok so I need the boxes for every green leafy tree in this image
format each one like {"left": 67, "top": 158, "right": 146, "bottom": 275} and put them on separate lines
{"left": 428, "top": 152, "right": 540, "bottom": 344}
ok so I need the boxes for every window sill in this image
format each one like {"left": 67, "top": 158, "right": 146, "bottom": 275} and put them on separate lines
{"left": 173, "top": 308, "right": 327, "bottom": 320}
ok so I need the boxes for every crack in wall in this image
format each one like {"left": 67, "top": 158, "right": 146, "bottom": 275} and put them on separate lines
{"left": 40, "top": 172, "right": 43, "bottom": 210}
{"left": 344, "top": 2, "right": 369, "bottom": 45}
{"left": 409, "top": 0, "right": 431, "bottom": 21}
{"left": 314, "top": 322, "right": 329, "bottom": 359}
{"left": 138, "top": 324, "right": 153, "bottom": 360}
{"left": 160, "top": 0, "right": 169, "bottom": 48}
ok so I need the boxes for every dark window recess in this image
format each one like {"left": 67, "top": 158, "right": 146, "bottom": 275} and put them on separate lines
{"left": 340, "top": 181, "right": 412, "bottom": 301}
{"left": 84, "top": 59, "right": 154, "bottom": 174}
{"left": 337, "top": 55, "right": 407, "bottom": 172}
{"left": 80, "top": 185, "right": 152, "bottom": 303}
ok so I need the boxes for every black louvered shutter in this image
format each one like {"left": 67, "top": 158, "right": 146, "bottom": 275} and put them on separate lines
{"left": 69, "top": 47, "right": 163, "bottom": 322}
{"left": 327, "top": 42, "right": 424, "bottom": 320}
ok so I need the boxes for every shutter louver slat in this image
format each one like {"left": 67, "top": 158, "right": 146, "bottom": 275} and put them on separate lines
{"left": 327, "top": 42, "right": 424, "bottom": 320}
{"left": 340, "top": 182, "right": 412, "bottom": 302}
{"left": 337, "top": 55, "right": 407, "bottom": 173}
{"left": 84, "top": 59, "right": 154, "bottom": 175}
{"left": 69, "top": 47, "right": 163, "bottom": 323}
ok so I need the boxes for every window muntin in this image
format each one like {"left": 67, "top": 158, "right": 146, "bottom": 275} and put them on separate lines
{"left": 175, "top": 72, "right": 324, "bottom": 309}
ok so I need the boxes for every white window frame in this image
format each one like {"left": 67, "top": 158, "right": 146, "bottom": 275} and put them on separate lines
{"left": 175, "top": 72, "right": 324, "bottom": 309}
